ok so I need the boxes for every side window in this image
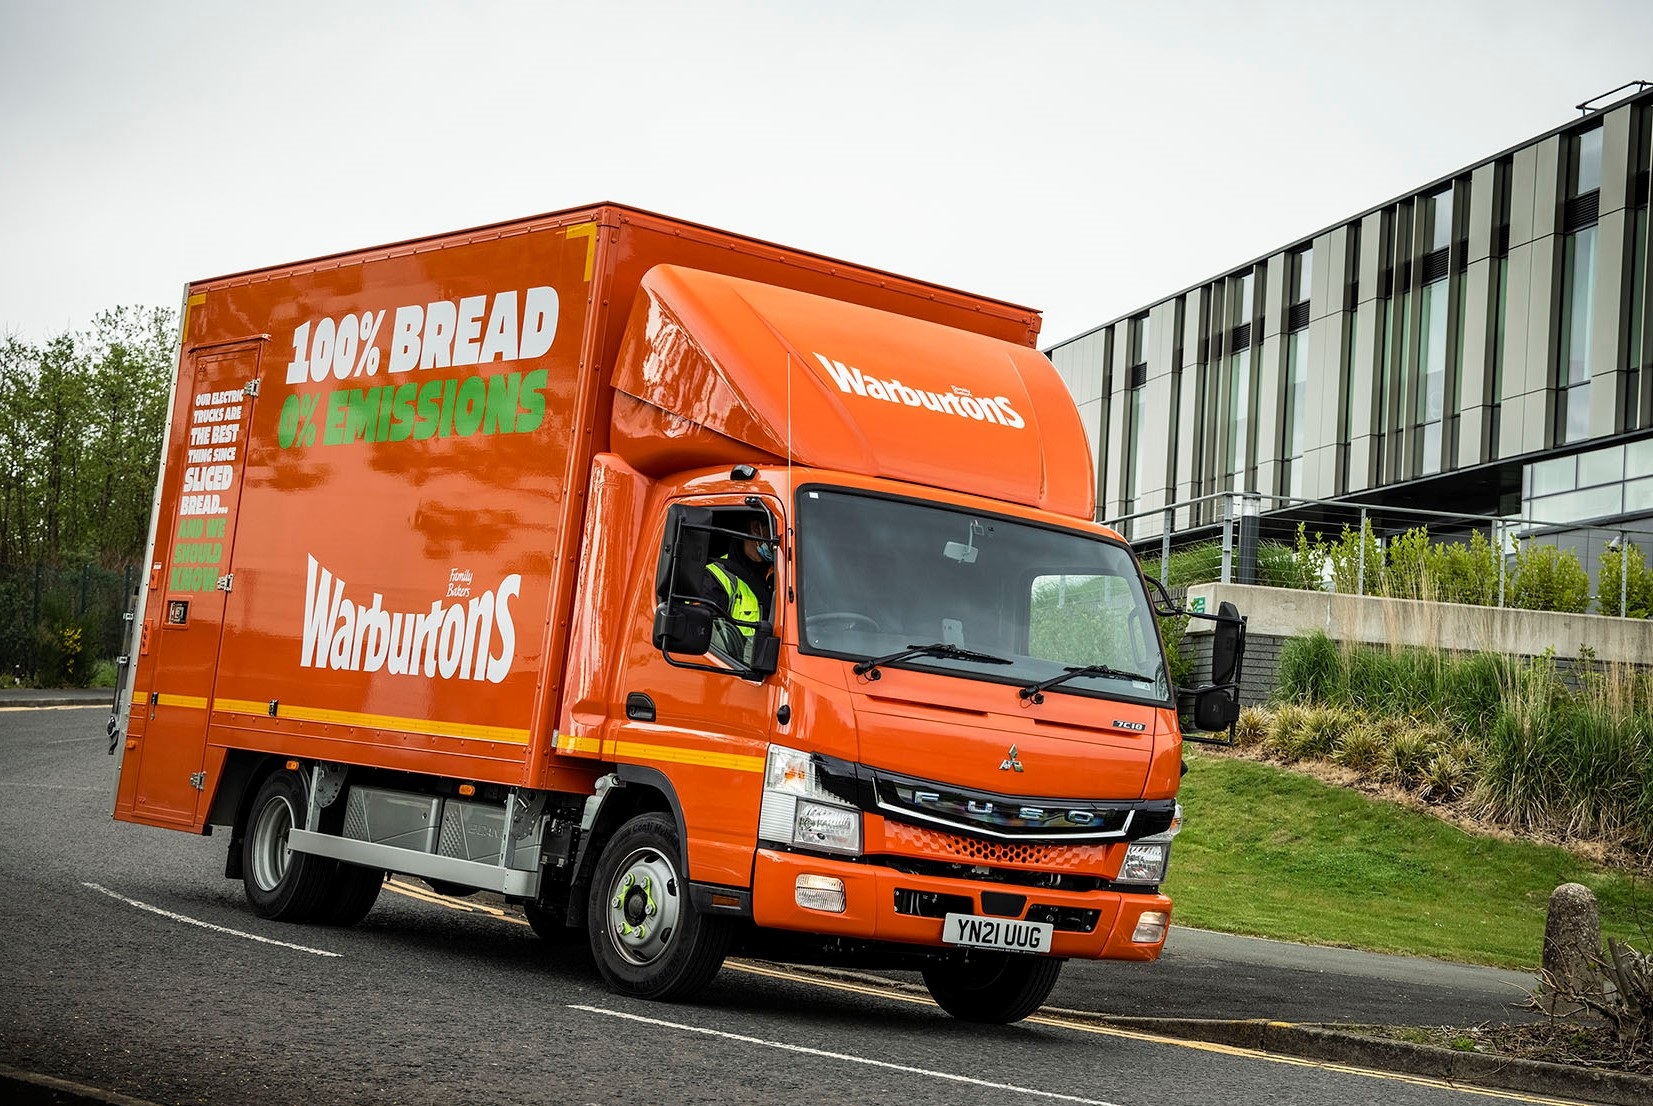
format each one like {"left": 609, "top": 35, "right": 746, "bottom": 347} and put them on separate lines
{"left": 653, "top": 503, "right": 779, "bottom": 675}
{"left": 1027, "top": 573, "right": 1149, "bottom": 671}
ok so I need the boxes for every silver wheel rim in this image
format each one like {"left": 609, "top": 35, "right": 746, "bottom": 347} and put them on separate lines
{"left": 603, "top": 844, "right": 681, "bottom": 966}
{"left": 250, "top": 792, "right": 297, "bottom": 893}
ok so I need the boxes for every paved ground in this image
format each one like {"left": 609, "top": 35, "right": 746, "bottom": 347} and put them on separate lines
{"left": 7, "top": 689, "right": 1644, "bottom": 1105}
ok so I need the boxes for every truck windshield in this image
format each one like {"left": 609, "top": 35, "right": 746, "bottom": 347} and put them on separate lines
{"left": 795, "top": 488, "right": 1169, "bottom": 704}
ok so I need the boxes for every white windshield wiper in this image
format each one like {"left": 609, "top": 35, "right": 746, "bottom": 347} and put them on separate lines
{"left": 851, "top": 642, "right": 1014, "bottom": 680}
{"left": 1019, "top": 663, "right": 1154, "bottom": 704}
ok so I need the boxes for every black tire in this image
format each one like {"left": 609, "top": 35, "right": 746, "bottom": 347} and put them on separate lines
{"left": 424, "top": 879, "right": 476, "bottom": 899}
{"left": 524, "top": 900, "right": 575, "bottom": 943}
{"left": 587, "top": 813, "right": 729, "bottom": 1000}
{"left": 921, "top": 953, "right": 1064, "bottom": 1023}
{"left": 316, "top": 863, "right": 384, "bottom": 927}
{"left": 240, "top": 770, "right": 336, "bottom": 923}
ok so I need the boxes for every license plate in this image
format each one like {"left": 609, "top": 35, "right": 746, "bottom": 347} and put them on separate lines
{"left": 941, "top": 913, "right": 1054, "bottom": 954}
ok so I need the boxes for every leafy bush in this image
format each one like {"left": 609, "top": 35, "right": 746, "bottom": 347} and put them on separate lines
{"left": 1597, "top": 543, "right": 1653, "bottom": 619}
{"left": 1276, "top": 631, "right": 1343, "bottom": 704}
{"left": 1333, "top": 722, "right": 1386, "bottom": 772}
{"left": 1508, "top": 541, "right": 1591, "bottom": 613}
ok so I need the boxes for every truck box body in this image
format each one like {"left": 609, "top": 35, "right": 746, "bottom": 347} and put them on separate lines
{"left": 113, "top": 203, "right": 1210, "bottom": 1020}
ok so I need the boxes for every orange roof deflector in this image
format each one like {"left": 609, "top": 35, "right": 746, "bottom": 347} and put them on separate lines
{"left": 609, "top": 266, "right": 1096, "bottom": 518}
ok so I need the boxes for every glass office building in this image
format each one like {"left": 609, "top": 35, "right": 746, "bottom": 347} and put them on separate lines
{"left": 1048, "top": 84, "right": 1653, "bottom": 563}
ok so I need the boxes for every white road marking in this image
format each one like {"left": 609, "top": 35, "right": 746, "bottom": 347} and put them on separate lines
{"left": 2, "top": 781, "right": 102, "bottom": 791}
{"left": 568, "top": 1004, "right": 1126, "bottom": 1105}
{"left": 82, "top": 882, "right": 341, "bottom": 957}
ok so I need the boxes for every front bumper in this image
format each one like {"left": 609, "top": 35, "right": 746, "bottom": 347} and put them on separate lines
{"left": 750, "top": 847, "right": 1171, "bottom": 961}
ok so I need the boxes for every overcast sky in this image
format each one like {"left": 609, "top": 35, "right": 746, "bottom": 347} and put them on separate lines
{"left": 3, "top": 0, "right": 1651, "bottom": 349}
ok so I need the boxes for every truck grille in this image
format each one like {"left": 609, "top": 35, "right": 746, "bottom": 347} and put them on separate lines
{"left": 883, "top": 820, "right": 1112, "bottom": 871}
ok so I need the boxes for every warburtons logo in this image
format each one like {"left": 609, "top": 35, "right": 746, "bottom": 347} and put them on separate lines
{"left": 814, "top": 353, "right": 1026, "bottom": 429}
{"left": 300, "top": 555, "right": 520, "bottom": 684}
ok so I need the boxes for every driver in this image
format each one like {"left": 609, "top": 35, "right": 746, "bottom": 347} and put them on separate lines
{"left": 700, "top": 516, "right": 776, "bottom": 660}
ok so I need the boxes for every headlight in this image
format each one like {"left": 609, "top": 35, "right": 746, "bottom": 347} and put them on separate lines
{"left": 758, "top": 744, "right": 862, "bottom": 855}
{"left": 1117, "top": 802, "right": 1182, "bottom": 885}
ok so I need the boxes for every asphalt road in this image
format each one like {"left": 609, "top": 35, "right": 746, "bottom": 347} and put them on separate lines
{"left": 1, "top": 702, "right": 1557, "bottom": 1106}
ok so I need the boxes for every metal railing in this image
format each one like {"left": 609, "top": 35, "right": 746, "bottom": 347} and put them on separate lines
{"left": 1104, "top": 491, "right": 1653, "bottom": 616}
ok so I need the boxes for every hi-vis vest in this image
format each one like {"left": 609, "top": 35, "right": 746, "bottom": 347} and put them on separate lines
{"left": 706, "top": 557, "right": 761, "bottom": 637}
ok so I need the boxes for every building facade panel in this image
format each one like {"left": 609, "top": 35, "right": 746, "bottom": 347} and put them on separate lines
{"left": 1043, "top": 85, "right": 1653, "bottom": 585}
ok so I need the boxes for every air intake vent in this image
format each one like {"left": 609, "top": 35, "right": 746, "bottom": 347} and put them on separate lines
{"left": 1422, "top": 248, "right": 1449, "bottom": 283}
{"left": 1287, "top": 301, "right": 1310, "bottom": 331}
{"left": 1129, "top": 363, "right": 1147, "bottom": 389}
{"left": 1563, "top": 191, "right": 1600, "bottom": 233}
{"left": 1230, "top": 322, "right": 1251, "bottom": 351}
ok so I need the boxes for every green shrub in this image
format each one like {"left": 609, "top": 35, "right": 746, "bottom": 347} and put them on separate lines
{"left": 1234, "top": 706, "right": 1270, "bottom": 749}
{"left": 1295, "top": 705, "right": 1352, "bottom": 761}
{"left": 1276, "top": 631, "right": 1343, "bottom": 705}
{"left": 1266, "top": 704, "right": 1313, "bottom": 762}
{"left": 1597, "top": 543, "right": 1653, "bottom": 619}
{"left": 1385, "top": 526, "right": 1432, "bottom": 601}
{"left": 1508, "top": 541, "right": 1591, "bottom": 613}
{"left": 1333, "top": 721, "right": 1387, "bottom": 773}
{"left": 1384, "top": 727, "right": 1441, "bottom": 790}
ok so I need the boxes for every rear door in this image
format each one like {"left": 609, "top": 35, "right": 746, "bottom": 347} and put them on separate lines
{"left": 119, "top": 340, "right": 262, "bottom": 828}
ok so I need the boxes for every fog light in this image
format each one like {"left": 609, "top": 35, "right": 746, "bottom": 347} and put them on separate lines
{"left": 795, "top": 874, "right": 846, "bottom": 913}
{"left": 1132, "top": 910, "right": 1169, "bottom": 943}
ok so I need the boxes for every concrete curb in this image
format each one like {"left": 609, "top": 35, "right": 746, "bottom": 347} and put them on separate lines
{"left": 0, "top": 1064, "right": 161, "bottom": 1106}
{"left": 1071, "top": 1015, "right": 1653, "bottom": 1106}
{"left": 774, "top": 964, "right": 1651, "bottom": 1104}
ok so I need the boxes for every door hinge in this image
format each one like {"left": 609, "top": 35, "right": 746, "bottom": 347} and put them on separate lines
{"left": 242, "top": 379, "right": 261, "bottom": 397}
{"left": 215, "top": 573, "right": 234, "bottom": 593}
{"left": 189, "top": 772, "right": 206, "bottom": 790}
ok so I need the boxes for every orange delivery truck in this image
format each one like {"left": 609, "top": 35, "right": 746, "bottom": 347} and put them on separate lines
{"left": 110, "top": 202, "right": 1244, "bottom": 1023}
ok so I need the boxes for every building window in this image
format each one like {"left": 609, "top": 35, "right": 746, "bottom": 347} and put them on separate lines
{"left": 1281, "top": 249, "right": 1312, "bottom": 497}
{"left": 1426, "top": 187, "right": 1454, "bottom": 254}
{"left": 1417, "top": 278, "right": 1449, "bottom": 474}
{"left": 1225, "top": 272, "right": 1256, "bottom": 487}
{"left": 1557, "top": 127, "right": 1603, "bottom": 445}
{"left": 1570, "top": 126, "right": 1603, "bottom": 197}
{"left": 1125, "top": 315, "right": 1148, "bottom": 506}
{"left": 1629, "top": 105, "right": 1652, "bottom": 432}
{"left": 1284, "top": 328, "right": 1309, "bottom": 497}
{"left": 1227, "top": 347, "right": 1251, "bottom": 483}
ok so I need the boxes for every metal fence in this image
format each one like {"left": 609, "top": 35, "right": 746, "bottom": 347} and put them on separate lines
{"left": 0, "top": 561, "right": 140, "bottom": 684}
{"left": 1105, "top": 491, "right": 1653, "bottom": 616}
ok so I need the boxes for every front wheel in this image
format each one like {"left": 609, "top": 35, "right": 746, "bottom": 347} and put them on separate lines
{"left": 587, "top": 813, "right": 729, "bottom": 1000}
{"left": 921, "top": 953, "right": 1064, "bottom": 1023}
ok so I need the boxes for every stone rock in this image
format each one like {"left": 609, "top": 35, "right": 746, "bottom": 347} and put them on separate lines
{"left": 1538, "top": 882, "right": 1602, "bottom": 1016}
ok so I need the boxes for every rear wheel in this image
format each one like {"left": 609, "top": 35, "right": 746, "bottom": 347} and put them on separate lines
{"left": 587, "top": 813, "right": 729, "bottom": 1000}
{"left": 921, "top": 953, "right": 1064, "bottom": 1023}
{"left": 317, "top": 863, "right": 384, "bottom": 926}
{"left": 241, "top": 770, "right": 336, "bottom": 922}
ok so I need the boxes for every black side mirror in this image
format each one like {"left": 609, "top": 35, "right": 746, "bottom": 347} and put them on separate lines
{"left": 653, "top": 602, "right": 714, "bottom": 655}
{"left": 655, "top": 506, "right": 713, "bottom": 603}
{"left": 1192, "top": 684, "right": 1240, "bottom": 731}
{"left": 749, "top": 626, "right": 780, "bottom": 676}
{"left": 1210, "top": 600, "right": 1244, "bottom": 685}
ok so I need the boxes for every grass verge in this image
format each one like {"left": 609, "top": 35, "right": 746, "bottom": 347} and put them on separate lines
{"left": 1165, "top": 752, "right": 1652, "bottom": 969}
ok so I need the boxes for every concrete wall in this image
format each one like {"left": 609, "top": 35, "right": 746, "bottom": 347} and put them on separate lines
{"left": 1179, "top": 582, "right": 1653, "bottom": 706}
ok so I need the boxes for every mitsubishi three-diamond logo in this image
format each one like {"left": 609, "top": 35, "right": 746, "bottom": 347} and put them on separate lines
{"left": 999, "top": 744, "right": 1024, "bottom": 772}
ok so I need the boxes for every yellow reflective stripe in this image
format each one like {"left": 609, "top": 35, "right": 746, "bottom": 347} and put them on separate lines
{"left": 565, "top": 222, "right": 597, "bottom": 281}
{"left": 556, "top": 733, "right": 603, "bottom": 756}
{"left": 607, "top": 739, "right": 763, "bottom": 773}
{"left": 212, "top": 697, "right": 530, "bottom": 745}
{"left": 154, "top": 693, "right": 209, "bottom": 710}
